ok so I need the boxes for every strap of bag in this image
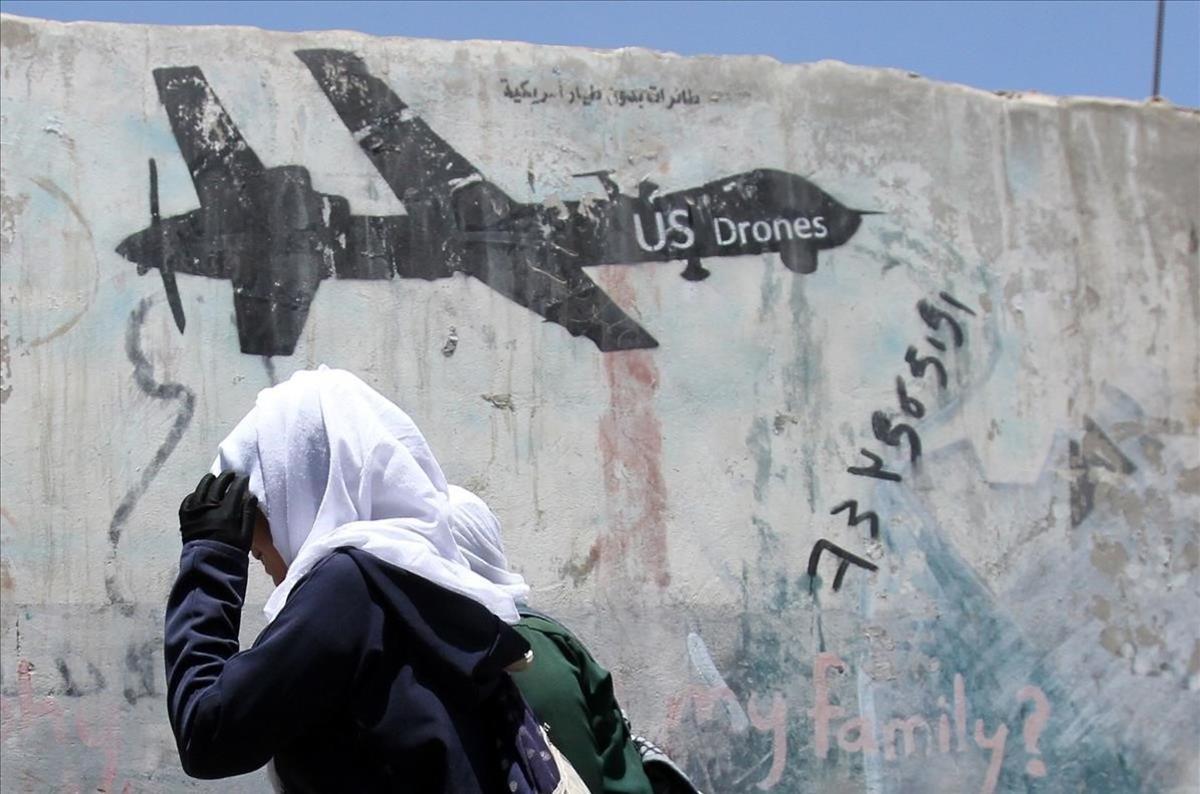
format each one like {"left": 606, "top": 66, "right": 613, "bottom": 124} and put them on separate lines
{"left": 625, "top": 713, "right": 705, "bottom": 794}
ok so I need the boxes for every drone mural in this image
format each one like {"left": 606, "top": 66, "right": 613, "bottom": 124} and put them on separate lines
{"left": 117, "top": 49, "right": 872, "bottom": 356}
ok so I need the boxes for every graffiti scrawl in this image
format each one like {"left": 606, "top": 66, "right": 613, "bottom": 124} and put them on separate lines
{"left": 117, "top": 49, "right": 872, "bottom": 356}
{"left": 807, "top": 292, "right": 978, "bottom": 592}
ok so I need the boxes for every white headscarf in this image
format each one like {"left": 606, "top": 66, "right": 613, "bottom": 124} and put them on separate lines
{"left": 211, "top": 366, "right": 522, "bottom": 624}
{"left": 447, "top": 485, "right": 529, "bottom": 603}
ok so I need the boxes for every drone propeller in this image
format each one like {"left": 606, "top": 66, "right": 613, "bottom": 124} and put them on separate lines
{"left": 148, "top": 158, "right": 186, "bottom": 333}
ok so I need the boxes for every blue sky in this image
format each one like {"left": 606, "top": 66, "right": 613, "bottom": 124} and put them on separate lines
{"left": 2, "top": 0, "right": 1197, "bottom": 106}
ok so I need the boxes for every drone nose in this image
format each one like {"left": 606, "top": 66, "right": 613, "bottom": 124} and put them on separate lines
{"left": 115, "top": 229, "right": 151, "bottom": 274}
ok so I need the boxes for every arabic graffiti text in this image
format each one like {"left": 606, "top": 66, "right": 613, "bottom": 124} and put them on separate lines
{"left": 500, "top": 77, "right": 706, "bottom": 109}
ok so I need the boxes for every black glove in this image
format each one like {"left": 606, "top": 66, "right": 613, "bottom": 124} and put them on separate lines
{"left": 179, "top": 471, "right": 258, "bottom": 552}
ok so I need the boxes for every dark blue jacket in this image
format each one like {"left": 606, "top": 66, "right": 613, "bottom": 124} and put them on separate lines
{"left": 165, "top": 540, "right": 556, "bottom": 793}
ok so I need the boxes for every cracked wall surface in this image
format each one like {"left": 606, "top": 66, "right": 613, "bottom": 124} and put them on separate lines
{"left": 1, "top": 13, "right": 1198, "bottom": 793}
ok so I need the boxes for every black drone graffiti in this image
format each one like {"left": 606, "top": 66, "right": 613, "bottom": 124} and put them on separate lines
{"left": 117, "top": 49, "right": 873, "bottom": 356}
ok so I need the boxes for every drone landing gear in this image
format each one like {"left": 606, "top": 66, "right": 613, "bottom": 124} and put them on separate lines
{"left": 680, "top": 257, "right": 711, "bottom": 281}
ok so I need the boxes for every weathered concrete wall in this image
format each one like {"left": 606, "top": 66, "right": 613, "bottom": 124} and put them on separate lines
{"left": 1, "top": 14, "right": 1197, "bottom": 793}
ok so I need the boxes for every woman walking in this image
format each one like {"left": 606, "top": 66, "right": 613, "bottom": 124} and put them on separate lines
{"left": 164, "top": 366, "right": 581, "bottom": 792}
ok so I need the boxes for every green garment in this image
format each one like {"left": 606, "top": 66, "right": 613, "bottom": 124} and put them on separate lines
{"left": 511, "top": 614, "right": 653, "bottom": 794}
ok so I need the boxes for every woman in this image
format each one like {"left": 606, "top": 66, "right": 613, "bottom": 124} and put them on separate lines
{"left": 447, "top": 485, "right": 655, "bottom": 794}
{"left": 164, "top": 367, "right": 580, "bottom": 792}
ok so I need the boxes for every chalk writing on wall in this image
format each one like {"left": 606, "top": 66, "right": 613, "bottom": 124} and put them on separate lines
{"left": 666, "top": 652, "right": 1051, "bottom": 794}
{"left": 1, "top": 660, "right": 128, "bottom": 792}
{"left": 116, "top": 49, "right": 870, "bottom": 356}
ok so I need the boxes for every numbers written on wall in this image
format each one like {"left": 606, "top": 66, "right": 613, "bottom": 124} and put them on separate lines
{"left": 807, "top": 292, "right": 977, "bottom": 590}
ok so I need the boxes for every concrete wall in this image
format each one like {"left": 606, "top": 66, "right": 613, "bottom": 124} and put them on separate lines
{"left": 1, "top": 14, "right": 1197, "bottom": 793}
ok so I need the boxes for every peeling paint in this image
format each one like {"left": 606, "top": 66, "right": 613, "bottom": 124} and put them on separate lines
{"left": 441, "top": 326, "right": 458, "bottom": 357}
{"left": 0, "top": 320, "right": 11, "bottom": 404}
{"left": 481, "top": 392, "right": 515, "bottom": 411}
{"left": 1090, "top": 537, "right": 1130, "bottom": 578}
{"left": 0, "top": 187, "right": 29, "bottom": 254}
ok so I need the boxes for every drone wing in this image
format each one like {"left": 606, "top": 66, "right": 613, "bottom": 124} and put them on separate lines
{"left": 296, "top": 49, "right": 502, "bottom": 204}
{"left": 296, "top": 48, "right": 655, "bottom": 351}
{"left": 471, "top": 247, "right": 658, "bottom": 351}
{"left": 152, "top": 66, "right": 265, "bottom": 208}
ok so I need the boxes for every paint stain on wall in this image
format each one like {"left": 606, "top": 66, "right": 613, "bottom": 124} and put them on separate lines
{"left": 0, "top": 559, "right": 13, "bottom": 593}
{"left": 481, "top": 392, "right": 516, "bottom": 411}
{"left": 1090, "top": 537, "right": 1129, "bottom": 579}
{"left": 593, "top": 268, "right": 670, "bottom": 588}
{"left": 0, "top": 659, "right": 125, "bottom": 791}
{"left": 0, "top": 320, "right": 11, "bottom": 404}
{"left": 0, "top": 188, "right": 29, "bottom": 254}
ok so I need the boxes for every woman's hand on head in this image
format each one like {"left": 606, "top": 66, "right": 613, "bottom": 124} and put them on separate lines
{"left": 178, "top": 471, "right": 258, "bottom": 553}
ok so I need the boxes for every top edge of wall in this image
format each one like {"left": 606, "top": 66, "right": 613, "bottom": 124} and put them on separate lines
{"left": 2, "top": 11, "right": 1198, "bottom": 116}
